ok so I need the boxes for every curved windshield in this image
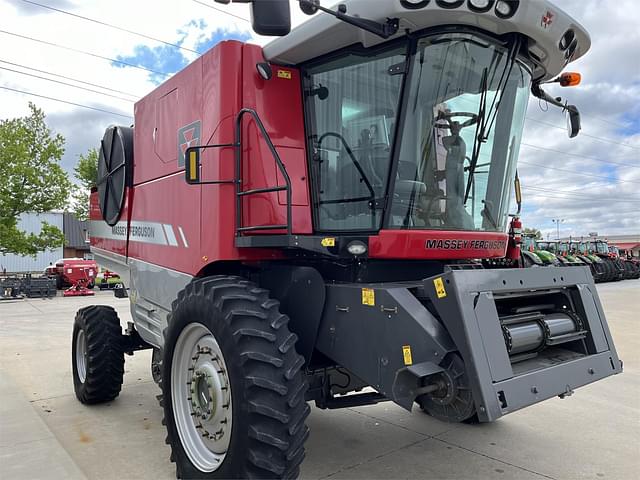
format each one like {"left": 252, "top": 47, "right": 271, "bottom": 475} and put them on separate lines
{"left": 390, "top": 34, "right": 530, "bottom": 231}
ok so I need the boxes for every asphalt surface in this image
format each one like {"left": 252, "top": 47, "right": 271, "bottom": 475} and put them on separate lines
{"left": 0, "top": 280, "right": 638, "bottom": 479}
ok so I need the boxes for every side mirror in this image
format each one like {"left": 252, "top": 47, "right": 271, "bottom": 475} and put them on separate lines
{"left": 566, "top": 106, "right": 581, "bottom": 138}
{"left": 250, "top": 0, "right": 291, "bottom": 36}
{"left": 184, "top": 147, "right": 201, "bottom": 184}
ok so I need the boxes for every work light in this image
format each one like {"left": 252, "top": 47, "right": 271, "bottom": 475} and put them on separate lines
{"left": 495, "top": 0, "right": 519, "bottom": 18}
{"left": 468, "top": 0, "right": 493, "bottom": 13}
{"left": 347, "top": 241, "right": 368, "bottom": 256}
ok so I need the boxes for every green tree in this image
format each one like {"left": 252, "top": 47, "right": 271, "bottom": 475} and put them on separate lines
{"left": 72, "top": 148, "right": 98, "bottom": 221}
{"left": 0, "top": 103, "right": 71, "bottom": 256}
{"left": 523, "top": 227, "right": 543, "bottom": 240}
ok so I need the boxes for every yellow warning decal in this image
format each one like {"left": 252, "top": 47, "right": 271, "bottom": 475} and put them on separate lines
{"left": 402, "top": 345, "right": 413, "bottom": 366}
{"left": 277, "top": 69, "right": 292, "bottom": 80}
{"left": 433, "top": 277, "right": 447, "bottom": 299}
{"left": 321, "top": 237, "right": 336, "bottom": 247}
{"left": 362, "top": 288, "right": 375, "bottom": 306}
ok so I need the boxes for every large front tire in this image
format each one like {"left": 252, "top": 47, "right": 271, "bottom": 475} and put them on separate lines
{"left": 72, "top": 306, "right": 125, "bottom": 404}
{"left": 161, "top": 276, "right": 310, "bottom": 479}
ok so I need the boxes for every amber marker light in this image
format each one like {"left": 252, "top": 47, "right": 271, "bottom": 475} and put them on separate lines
{"left": 557, "top": 72, "right": 582, "bottom": 87}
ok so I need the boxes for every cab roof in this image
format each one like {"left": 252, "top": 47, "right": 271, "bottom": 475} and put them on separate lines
{"left": 264, "top": 0, "right": 590, "bottom": 82}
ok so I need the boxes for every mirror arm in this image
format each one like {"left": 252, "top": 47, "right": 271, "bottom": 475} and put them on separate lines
{"left": 301, "top": 1, "right": 400, "bottom": 39}
{"left": 531, "top": 83, "right": 577, "bottom": 114}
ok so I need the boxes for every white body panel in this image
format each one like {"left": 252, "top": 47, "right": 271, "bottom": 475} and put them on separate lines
{"left": 265, "top": 0, "right": 590, "bottom": 80}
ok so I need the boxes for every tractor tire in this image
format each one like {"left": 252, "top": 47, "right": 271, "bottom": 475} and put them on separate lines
{"left": 161, "top": 276, "right": 310, "bottom": 479}
{"left": 87, "top": 281, "right": 95, "bottom": 289}
{"left": 72, "top": 305, "right": 125, "bottom": 404}
{"left": 601, "top": 259, "right": 614, "bottom": 282}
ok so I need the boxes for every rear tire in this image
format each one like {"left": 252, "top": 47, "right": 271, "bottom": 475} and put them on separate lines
{"left": 161, "top": 276, "right": 310, "bottom": 479}
{"left": 72, "top": 306, "right": 125, "bottom": 404}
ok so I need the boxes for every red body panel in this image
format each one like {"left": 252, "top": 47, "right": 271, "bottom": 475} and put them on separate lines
{"left": 369, "top": 230, "right": 509, "bottom": 260}
{"left": 90, "top": 188, "right": 129, "bottom": 257}
{"left": 241, "top": 45, "right": 312, "bottom": 234}
{"left": 91, "top": 41, "right": 311, "bottom": 275}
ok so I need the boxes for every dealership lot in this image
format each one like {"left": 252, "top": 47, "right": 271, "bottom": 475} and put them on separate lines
{"left": 1, "top": 280, "right": 638, "bottom": 480}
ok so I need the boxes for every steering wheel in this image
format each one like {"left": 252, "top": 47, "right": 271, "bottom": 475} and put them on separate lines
{"left": 434, "top": 111, "right": 479, "bottom": 131}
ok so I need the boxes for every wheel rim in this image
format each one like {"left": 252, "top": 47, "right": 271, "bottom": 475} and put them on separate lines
{"left": 76, "top": 329, "right": 87, "bottom": 383}
{"left": 171, "top": 323, "right": 232, "bottom": 473}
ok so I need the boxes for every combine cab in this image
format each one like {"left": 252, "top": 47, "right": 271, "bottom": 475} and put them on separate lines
{"left": 71, "top": 1, "right": 621, "bottom": 478}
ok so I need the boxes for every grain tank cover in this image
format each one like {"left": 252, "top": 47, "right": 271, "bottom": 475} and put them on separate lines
{"left": 264, "top": 0, "right": 590, "bottom": 81}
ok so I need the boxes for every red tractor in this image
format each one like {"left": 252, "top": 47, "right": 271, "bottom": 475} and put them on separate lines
{"left": 73, "top": 1, "right": 621, "bottom": 478}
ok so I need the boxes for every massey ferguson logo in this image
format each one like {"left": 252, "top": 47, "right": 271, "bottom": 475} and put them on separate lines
{"left": 425, "top": 239, "right": 507, "bottom": 250}
{"left": 177, "top": 120, "right": 201, "bottom": 167}
{"left": 541, "top": 10, "right": 554, "bottom": 29}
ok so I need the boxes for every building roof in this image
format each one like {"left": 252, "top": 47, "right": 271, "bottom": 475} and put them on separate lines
{"left": 614, "top": 242, "right": 640, "bottom": 250}
{"left": 63, "top": 213, "right": 89, "bottom": 249}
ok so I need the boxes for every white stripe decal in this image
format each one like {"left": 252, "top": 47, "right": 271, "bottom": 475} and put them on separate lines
{"left": 163, "top": 224, "right": 179, "bottom": 247}
{"left": 90, "top": 220, "right": 186, "bottom": 248}
{"left": 178, "top": 227, "right": 189, "bottom": 248}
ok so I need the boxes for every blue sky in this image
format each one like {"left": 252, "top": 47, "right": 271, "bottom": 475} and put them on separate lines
{"left": 113, "top": 24, "right": 251, "bottom": 84}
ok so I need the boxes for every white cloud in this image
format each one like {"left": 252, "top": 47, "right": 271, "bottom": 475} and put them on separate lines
{"left": 1, "top": 0, "right": 638, "bottom": 236}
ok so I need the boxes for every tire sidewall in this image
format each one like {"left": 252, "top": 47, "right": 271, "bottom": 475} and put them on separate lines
{"left": 162, "top": 295, "right": 251, "bottom": 479}
{"left": 72, "top": 315, "right": 87, "bottom": 398}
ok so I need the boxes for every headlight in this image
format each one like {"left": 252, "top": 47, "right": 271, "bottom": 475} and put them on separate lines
{"left": 495, "top": 0, "right": 519, "bottom": 19}
{"left": 347, "top": 241, "right": 368, "bottom": 256}
{"left": 436, "top": 0, "right": 465, "bottom": 9}
{"left": 468, "top": 0, "right": 493, "bottom": 13}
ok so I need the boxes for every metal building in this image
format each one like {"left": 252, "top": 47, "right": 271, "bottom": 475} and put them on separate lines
{"left": 0, "top": 212, "right": 64, "bottom": 274}
{"left": 63, "top": 213, "right": 91, "bottom": 259}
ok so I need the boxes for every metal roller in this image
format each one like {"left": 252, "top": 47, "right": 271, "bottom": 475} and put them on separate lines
{"left": 505, "top": 321, "right": 544, "bottom": 355}
{"left": 544, "top": 313, "right": 578, "bottom": 337}
{"left": 501, "top": 311, "right": 585, "bottom": 358}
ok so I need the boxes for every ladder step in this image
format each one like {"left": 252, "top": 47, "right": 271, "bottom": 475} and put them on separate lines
{"left": 238, "top": 186, "right": 287, "bottom": 197}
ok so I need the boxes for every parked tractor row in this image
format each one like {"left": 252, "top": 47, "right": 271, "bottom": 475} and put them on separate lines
{"left": 522, "top": 235, "right": 640, "bottom": 282}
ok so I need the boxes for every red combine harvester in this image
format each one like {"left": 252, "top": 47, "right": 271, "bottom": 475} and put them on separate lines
{"left": 73, "top": 1, "right": 621, "bottom": 478}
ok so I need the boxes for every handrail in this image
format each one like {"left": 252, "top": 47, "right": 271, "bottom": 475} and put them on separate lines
{"left": 235, "top": 108, "right": 293, "bottom": 236}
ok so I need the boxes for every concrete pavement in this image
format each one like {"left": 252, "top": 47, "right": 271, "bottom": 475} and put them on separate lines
{"left": 0, "top": 281, "right": 638, "bottom": 479}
